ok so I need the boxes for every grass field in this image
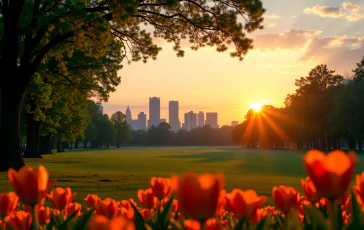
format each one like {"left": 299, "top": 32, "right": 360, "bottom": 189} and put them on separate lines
{"left": 1, "top": 147, "right": 363, "bottom": 206}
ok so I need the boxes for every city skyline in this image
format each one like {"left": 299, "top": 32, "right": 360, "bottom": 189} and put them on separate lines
{"left": 101, "top": 0, "right": 364, "bottom": 125}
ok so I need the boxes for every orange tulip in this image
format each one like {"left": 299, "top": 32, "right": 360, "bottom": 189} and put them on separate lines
{"left": 303, "top": 150, "right": 358, "bottom": 199}
{"left": 96, "top": 198, "right": 120, "bottom": 218}
{"left": 272, "top": 186, "right": 301, "bottom": 213}
{"left": 150, "top": 177, "right": 172, "bottom": 199}
{"left": 8, "top": 166, "right": 55, "bottom": 205}
{"left": 4, "top": 210, "right": 32, "bottom": 230}
{"left": 38, "top": 206, "right": 51, "bottom": 225}
{"left": 137, "top": 188, "right": 158, "bottom": 209}
{"left": 301, "top": 177, "right": 321, "bottom": 202}
{"left": 184, "top": 218, "right": 225, "bottom": 230}
{"left": 23, "top": 204, "right": 41, "bottom": 213}
{"left": 120, "top": 207, "right": 134, "bottom": 220}
{"left": 354, "top": 172, "right": 364, "bottom": 203}
{"left": 0, "top": 192, "right": 19, "bottom": 217}
{"left": 84, "top": 194, "right": 100, "bottom": 208}
{"left": 171, "top": 173, "right": 224, "bottom": 221}
{"left": 225, "top": 189, "right": 267, "bottom": 220}
{"left": 184, "top": 219, "right": 201, "bottom": 230}
{"left": 88, "top": 215, "right": 135, "bottom": 230}
{"left": 48, "top": 187, "right": 76, "bottom": 209}
{"left": 120, "top": 199, "right": 137, "bottom": 209}
{"left": 251, "top": 208, "right": 268, "bottom": 224}
{"left": 66, "top": 202, "right": 82, "bottom": 218}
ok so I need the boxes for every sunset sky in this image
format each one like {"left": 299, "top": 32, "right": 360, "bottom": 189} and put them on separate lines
{"left": 103, "top": 0, "right": 364, "bottom": 126}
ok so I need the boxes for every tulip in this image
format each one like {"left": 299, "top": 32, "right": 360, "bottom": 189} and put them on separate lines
{"left": 184, "top": 218, "right": 225, "bottom": 230}
{"left": 4, "top": 210, "right": 32, "bottom": 230}
{"left": 171, "top": 173, "right": 224, "bottom": 221}
{"left": 301, "top": 177, "right": 321, "bottom": 202}
{"left": 0, "top": 192, "right": 19, "bottom": 217}
{"left": 150, "top": 177, "right": 172, "bottom": 199}
{"left": 137, "top": 188, "right": 158, "bottom": 209}
{"left": 303, "top": 150, "right": 358, "bottom": 199}
{"left": 48, "top": 187, "right": 76, "bottom": 209}
{"left": 96, "top": 198, "right": 119, "bottom": 218}
{"left": 272, "top": 186, "right": 301, "bottom": 213}
{"left": 161, "top": 197, "right": 178, "bottom": 211}
{"left": 225, "top": 189, "right": 267, "bottom": 220}
{"left": 88, "top": 215, "right": 135, "bottom": 230}
{"left": 38, "top": 206, "right": 51, "bottom": 225}
{"left": 354, "top": 172, "right": 364, "bottom": 203}
{"left": 66, "top": 203, "right": 82, "bottom": 218}
{"left": 251, "top": 208, "right": 268, "bottom": 224}
{"left": 84, "top": 194, "right": 100, "bottom": 208}
{"left": 120, "top": 207, "right": 134, "bottom": 220}
{"left": 8, "top": 165, "right": 55, "bottom": 205}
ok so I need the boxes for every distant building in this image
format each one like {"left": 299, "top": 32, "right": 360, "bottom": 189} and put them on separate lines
{"left": 184, "top": 111, "right": 197, "bottom": 131}
{"left": 205, "top": 112, "right": 218, "bottom": 128}
{"left": 169, "top": 101, "right": 180, "bottom": 131}
{"left": 160, "top": 118, "right": 167, "bottom": 124}
{"left": 99, "top": 106, "right": 104, "bottom": 114}
{"left": 138, "top": 112, "right": 147, "bottom": 130}
{"left": 126, "top": 106, "right": 146, "bottom": 130}
{"left": 231, "top": 121, "right": 239, "bottom": 127}
{"left": 149, "top": 97, "right": 160, "bottom": 128}
{"left": 198, "top": 111, "right": 204, "bottom": 127}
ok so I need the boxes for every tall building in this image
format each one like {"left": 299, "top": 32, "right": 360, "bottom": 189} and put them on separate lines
{"left": 205, "top": 112, "right": 219, "bottom": 128}
{"left": 169, "top": 101, "right": 180, "bottom": 131}
{"left": 138, "top": 112, "right": 147, "bottom": 130}
{"left": 99, "top": 106, "right": 104, "bottom": 114}
{"left": 231, "top": 121, "right": 239, "bottom": 127}
{"left": 125, "top": 105, "right": 132, "bottom": 122}
{"left": 184, "top": 111, "right": 197, "bottom": 131}
{"left": 149, "top": 97, "right": 160, "bottom": 128}
{"left": 198, "top": 111, "right": 204, "bottom": 127}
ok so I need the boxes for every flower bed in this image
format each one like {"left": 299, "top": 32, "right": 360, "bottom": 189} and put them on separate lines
{"left": 0, "top": 149, "right": 363, "bottom": 230}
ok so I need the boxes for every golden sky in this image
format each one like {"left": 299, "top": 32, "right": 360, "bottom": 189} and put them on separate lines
{"left": 103, "top": 0, "right": 364, "bottom": 126}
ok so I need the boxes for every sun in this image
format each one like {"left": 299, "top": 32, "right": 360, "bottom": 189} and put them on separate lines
{"left": 251, "top": 102, "right": 263, "bottom": 112}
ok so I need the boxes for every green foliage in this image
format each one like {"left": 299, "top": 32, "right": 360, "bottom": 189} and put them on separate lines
{"left": 111, "top": 111, "right": 132, "bottom": 147}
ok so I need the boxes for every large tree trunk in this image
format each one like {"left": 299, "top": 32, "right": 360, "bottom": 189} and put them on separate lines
{"left": 23, "top": 113, "right": 42, "bottom": 158}
{"left": 0, "top": 87, "right": 26, "bottom": 171}
{"left": 348, "top": 138, "right": 356, "bottom": 151}
{"left": 39, "top": 135, "right": 53, "bottom": 155}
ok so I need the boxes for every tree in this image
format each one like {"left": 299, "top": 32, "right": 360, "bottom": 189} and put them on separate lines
{"left": 148, "top": 122, "right": 172, "bottom": 145}
{"left": 111, "top": 111, "right": 132, "bottom": 148}
{"left": 0, "top": 0, "right": 265, "bottom": 170}
{"left": 92, "top": 114, "right": 115, "bottom": 148}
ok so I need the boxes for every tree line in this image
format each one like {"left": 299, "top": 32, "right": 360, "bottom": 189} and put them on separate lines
{"left": 232, "top": 60, "right": 364, "bottom": 151}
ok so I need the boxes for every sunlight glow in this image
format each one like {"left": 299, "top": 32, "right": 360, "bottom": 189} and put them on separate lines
{"left": 251, "top": 103, "right": 263, "bottom": 112}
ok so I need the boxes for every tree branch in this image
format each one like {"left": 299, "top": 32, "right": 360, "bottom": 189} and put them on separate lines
{"left": 84, "top": 6, "right": 109, "bottom": 12}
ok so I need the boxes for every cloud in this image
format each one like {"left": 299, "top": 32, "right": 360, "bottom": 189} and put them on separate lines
{"left": 342, "top": 2, "right": 360, "bottom": 12}
{"left": 301, "top": 36, "right": 364, "bottom": 74}
{"left": 303, "top": 6, "right": 345, "bottom": 18}
{"left": 253, "top": 29, "right": 321, "bottom": 50}
{"left": 266, "top": 23, "right": 276, "bottom": 28}
{"left": 264, "top": 14, "right": 281, "bottom": 19}
{"left": 304, "top": 3, "right": 364, "bottom": 21}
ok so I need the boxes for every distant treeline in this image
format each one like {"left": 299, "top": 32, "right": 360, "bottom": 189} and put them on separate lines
{"left": 231, "top": 62, "right": 364, "bottom": 151}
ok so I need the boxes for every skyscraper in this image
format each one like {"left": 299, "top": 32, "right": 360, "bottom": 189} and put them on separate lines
{"left": 169, "top": 101, "right": 180, "bottom": 131}
{"left": 198, "top": 111, "right": 204, "bottom": 127}
{"left": 184, "top": 111, "right": 197, "bottom": 131}
{"left": 99, "top": 106, "right": 104, "bottom": 114}
{"left": 205, "top": 112, "right": 219, "bottom": 128}
{"left": 231, "top": 121, "right": 239, "bottom": 127}
{"left": 149, "top": 97, "right": 160, "bottom": 128}
{"left": 125, "top": 105, "right": 132, "bottom": 122}
{"left": 138, "top": 112, "right": 147, "bottom": 130}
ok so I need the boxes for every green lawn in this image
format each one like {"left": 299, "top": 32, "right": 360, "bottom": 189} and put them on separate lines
{"left": 1, "top": 147, "right": 363, "bottom": 206}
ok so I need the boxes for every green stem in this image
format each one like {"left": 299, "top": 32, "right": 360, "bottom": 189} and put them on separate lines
{"left": 329, "top": 199, "right": 338, "bottom": 230}
{"left": 199, "top": 219, "right": 206, "bottom": 230}
{"left": 283, "top": 212, "right": 290, "bottom": 230}
{"left": 31, "top": 205, "right": 40, "bottom": 230}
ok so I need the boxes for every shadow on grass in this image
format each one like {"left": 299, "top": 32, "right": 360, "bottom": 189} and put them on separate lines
{"left": 157, "top": 151, "right": 240, "bottom": 163}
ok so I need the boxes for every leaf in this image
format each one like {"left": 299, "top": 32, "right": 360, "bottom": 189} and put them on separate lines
{"left": 274, "top": 213, "right": 284, "bottom": 228}
{"left": 337, "top": 203, "right": 343, "bottom": 230}
{"left": 234, "top": 217, "right": 247, "bottom": 230}
{"left": 46, "top": 212, "right": 57, "bottom": 230}
{"left": 58, "top": 210, "right": 82, "bottom": 230}
{"left": 49, "top": 211, "right": 62, "bottom": 229}
{"left": 154, "top": 197, "right": 174, "bottom": 230}
{"left": 255, "top": 213, "right": 272, "bottom": 230}
{"left": 70, "top": 208, "right": 95, "bottom": 230}
{"left": 130, "top": 201, "right": 148, "bottom": 230}
{"left": 351, "top": 190, "right": 362, "bottom": 228}
{"left": 303, "top": 204, "right": 329, "bottom": 230}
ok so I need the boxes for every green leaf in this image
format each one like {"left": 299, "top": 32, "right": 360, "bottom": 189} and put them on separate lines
{"left": 130, "top": 201, "right": 148, "bottom": 230}
{"left": 58, "top": 210, "right": 81, "bottom": 230}
{"left": 49, "top": 211, "right": 62, "bottom": 229}
{"left": 70, "top": 208, "right": 95, "bottom": 230}
{"left": 303, "top": 204, "right": 329, "bottom": 230}
{"left": 154, "top": 197, "right": 174, "bottom": 230}
{"left": 255, "top": 213, "right": 272, "bottom": 230}
{"left": 337, "top": 204, "right": 343, "bottom": 230}
{"left": 351, "top": 189, "right": 362, "bottom": 228}
{"left": 46, "top": 212, "right": 57, "bottom": 230}
{"left": 234, "top": 217, "right": 247, "bottom": 230}
{"left": 274, "top": 213, "right": 284, "bottom": 228}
